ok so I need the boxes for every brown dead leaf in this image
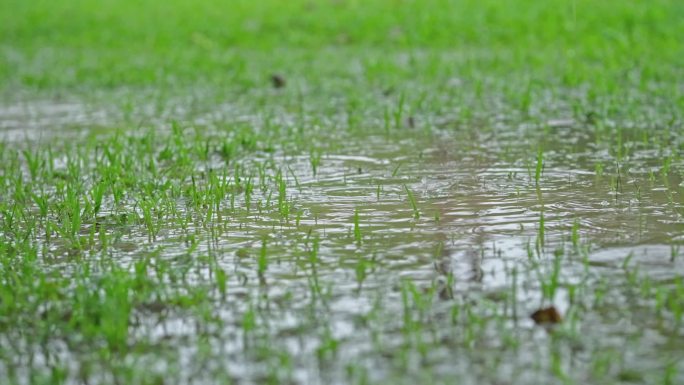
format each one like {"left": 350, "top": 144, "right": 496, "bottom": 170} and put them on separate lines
{"left": 531, "top": 306, "right": 562, "bottom": 325}
{"left": 271, "top": 74, "right": 286, "bottom": 89}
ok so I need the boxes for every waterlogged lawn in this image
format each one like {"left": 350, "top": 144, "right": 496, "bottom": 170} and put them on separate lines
{"left": 1, "top": 1, "right": 684, "bottom": 384}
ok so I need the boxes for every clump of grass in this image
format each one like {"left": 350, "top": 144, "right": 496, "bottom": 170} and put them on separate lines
{"left": 353, "top": 208, "right": 362, "bottom": 245}
{"left": 535, "top": 146, "right": 544, "bottom": 186}
{"left": 404, "top": 185, "right": 420, "bottom": 219}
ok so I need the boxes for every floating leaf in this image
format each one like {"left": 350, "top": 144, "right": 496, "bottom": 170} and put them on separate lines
{"left": 531, "top": 306, "right": 562, "bottom": 324}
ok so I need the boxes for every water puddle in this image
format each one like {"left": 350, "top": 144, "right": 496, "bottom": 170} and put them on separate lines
{"left": 1, "top": 100, "right": 683, "bottom": 384}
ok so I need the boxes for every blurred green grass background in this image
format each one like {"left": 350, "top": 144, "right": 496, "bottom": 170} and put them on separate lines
{"left": 1, "top": 0, "right": 682, "bottom": 92}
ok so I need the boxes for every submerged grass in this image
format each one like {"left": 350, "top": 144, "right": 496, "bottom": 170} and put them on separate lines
{"left": 1, "top": 0, "right": 684, "bottom": 384}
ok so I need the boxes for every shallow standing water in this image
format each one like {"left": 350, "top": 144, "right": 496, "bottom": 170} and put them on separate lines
{"left": 1, "top": 96, "right": 683, "bottom": 385}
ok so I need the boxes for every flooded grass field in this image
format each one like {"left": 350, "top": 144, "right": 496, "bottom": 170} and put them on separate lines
{"left": 1, "top": 1, "right": 684, "bottom": 384}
